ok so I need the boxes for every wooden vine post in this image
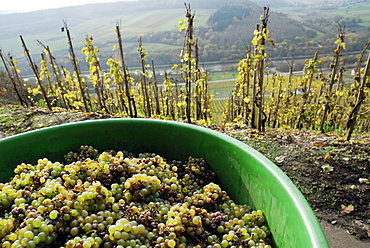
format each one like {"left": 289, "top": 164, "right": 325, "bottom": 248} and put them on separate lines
{"left": 20, "top": 35, "right": 52, "bottom": 110}
{"left": 286, "top": 55, "right": 295, "bottom": 86}
{"left": 62, "top": 20, "right": 90, "bottom": 112}
{"left": 184, "top": 3, "right": 195, "bottom": 123}
{"left": 151, "top": 59, "right": 161, "bottom": 115}
{"left": 251, "top": 34, "right": 258, "bottom": 129}
{"left": 0, "top": 50, "right": 29, "bottom": 107}
{"left": 138, "top": 35, "right": 151, "bottom": 117}
{"left": 320, "top": 25, "right": 345, "bottom": 133}
{"left": 296, "top": 50, "right": 319, "bottom": 129}
{"left": 252, "top": 7, "right": 274, "bottom": 131}
{"left": 37, "top": 40, "right": 69, "bottom": 109}
{"left": 82, "top": 36, "right": 109, "bottom": 113}
{"left": 116, "top": 22, "right": 136, "bottom": 118}
{"left": 346, "top": 52, "right": 370, "bottom": 141}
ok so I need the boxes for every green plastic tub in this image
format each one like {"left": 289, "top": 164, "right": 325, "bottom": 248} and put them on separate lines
{"left": 0, "top": 119, "right": 329, "bottom": 247}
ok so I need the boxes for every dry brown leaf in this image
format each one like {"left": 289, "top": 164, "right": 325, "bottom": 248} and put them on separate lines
{"left": 314, "top": 141, "right": 325, "bottom": 147}
{"left": 341, "top": 204, "right": 354, "bottom": 215}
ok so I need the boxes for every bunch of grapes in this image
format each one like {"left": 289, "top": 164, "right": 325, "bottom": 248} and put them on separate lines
{"left": 0, "top": 145, "right": 272, "bottom": 248}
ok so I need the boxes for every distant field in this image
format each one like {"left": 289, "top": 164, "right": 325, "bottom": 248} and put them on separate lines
{"left": 274, "top": 2, "right": 370, "bottom": 28}
{"left": 0, "top": 8, "right": 215, "bottom": 57}
{"left": 207, "top": 73, "right": 315, "bottom": 101}
{"left": 208, "top": 71, "right": 238, "bottom": 81}
{"left": 301, "top": 25, "right": 324, "bottom": 39}
{"left": 274, "top": 7, "right": 305, "bottom": 21}
{"left": 335, "top": 4, "right": 370, "bottom": 27}
{"left": 212, "top": 99, "right": 228, "bottom": 121}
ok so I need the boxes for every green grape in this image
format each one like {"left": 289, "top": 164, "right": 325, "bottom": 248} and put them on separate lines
{"left": 38, "top": 232, "right": 47, "bottom": 242}
{"left": 192, "top": 215, "right": 202, "bottom": 225}
{"left": 121, "top": 231, "right": 129, "bottom": 240}
{"left": 49, "top": 210, "right": 58, "bottom": 219}
{"left": 2, "top": 241, "right": 11, "bottom": 248}
{"left": 33, "top": 235, "right": 41, "bottom": 244}
{"left": 23, "top": 231, "right": 34, "bottom": 240}
{"left": 167, "top": 239, "right": 176, "bottom": 247}
{"left": 70, "top": 227, "right": 79, "bottom": 236}
{"left": 130, "top": 225, "right": 139, "bottom": 235}
{"left": 108, "top": 225, "right": 117, "bottom": 234}
{"left": 26, "top": 241, "right": 36, "bottom": 248}
{"left": 217, "top": 225, "right": 225, "bottom": 233}
{"left": 221, "top": 240, "right": 229, "bottom": 247}
{"left": 82, "top": 240, "right": 92, "bottom": 248}
{"left": 32, "top": 218, "right": 42, "bottom": 228}
{"left": 123, "top": 223, "right": 132, "bottom": 232}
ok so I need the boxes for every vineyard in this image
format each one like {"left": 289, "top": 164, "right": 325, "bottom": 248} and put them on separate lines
{"left": 0, "top": 5, "right": 369, "bottom": 141}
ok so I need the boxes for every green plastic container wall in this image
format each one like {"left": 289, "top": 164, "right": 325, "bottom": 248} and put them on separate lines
{"left": 0, "top": 119, "right": 329, "bottom": 248}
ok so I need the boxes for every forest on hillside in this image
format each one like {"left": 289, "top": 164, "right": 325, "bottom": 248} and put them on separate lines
{"left": 107, "top": 1, "right": 370, "bottom": 69}
{"left": 99, "top": 4, "right": 367, "bottom": 71}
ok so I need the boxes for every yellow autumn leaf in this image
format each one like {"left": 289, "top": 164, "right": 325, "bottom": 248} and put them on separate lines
{"left": 324, "top": 153, "right": 332, "bottom": 162}
{"left": 252, "top": 37, "right": 259, "bottom": 46}
{"left": 178, "top": 19, "right": 187, "bottom": 32}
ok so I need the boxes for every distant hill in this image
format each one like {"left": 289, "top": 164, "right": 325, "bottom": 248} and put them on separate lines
{"left": 0, "top": 0, "right": 261, "bottom": 74}
{"left": 1, "top": 0, "right": 369, "bottom": 76}
{"left": 0, "top": 0, "right": 255, "bottom": 51}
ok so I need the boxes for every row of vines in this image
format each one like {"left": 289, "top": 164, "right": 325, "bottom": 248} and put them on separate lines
{"left": 1, "top": 4, "right": 212, "bottom": 124}
{"left": 1, "top": 5, "right": 369, "bottom": 140}
{"left": 222, "top": 8, "right": 370, "bottom": 141}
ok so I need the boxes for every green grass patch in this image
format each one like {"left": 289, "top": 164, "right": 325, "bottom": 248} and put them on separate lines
{"left": 211, "top": 99, "right": 228, "bottom": 124}
{"left": 208, "top": 71, "right": 238, "bottom": 81}
{"left": 273, "top": 7, "right": 306, "bottom": 21}
{"left": 208, "top": 80, "right": 236, "bottom": 90}
{"left": 207, "top": 74, "right": 307, "bottom": 103}
{"left": 212, "top": 99, "right": 228, "bottom": 114}
{"left": 211, "top": 88, "right": 233, "bottom": 100}
{"left": 303, "top": 26, "right": 324, "bottom": 40}
{"left": 274, "top": 2, "right": 370, "bottom": 28}
{"left": 314, "top": 32, "right": 324, "bottom": 39}
{"left": 145, "top": 43, "right": 181, "bottom": 51}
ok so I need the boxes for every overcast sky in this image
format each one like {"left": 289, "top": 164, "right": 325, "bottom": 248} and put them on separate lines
{"left": 1, "top": 0, "right": 137, "bottom": 13}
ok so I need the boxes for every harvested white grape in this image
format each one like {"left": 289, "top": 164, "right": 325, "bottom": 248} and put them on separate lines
{"left": 0, "top": 145, "right": 272, "bottom": 247}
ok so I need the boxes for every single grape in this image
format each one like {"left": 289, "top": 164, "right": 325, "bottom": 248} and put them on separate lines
{"left": 49, "top": 210, "right": 58, "bottom": 219}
